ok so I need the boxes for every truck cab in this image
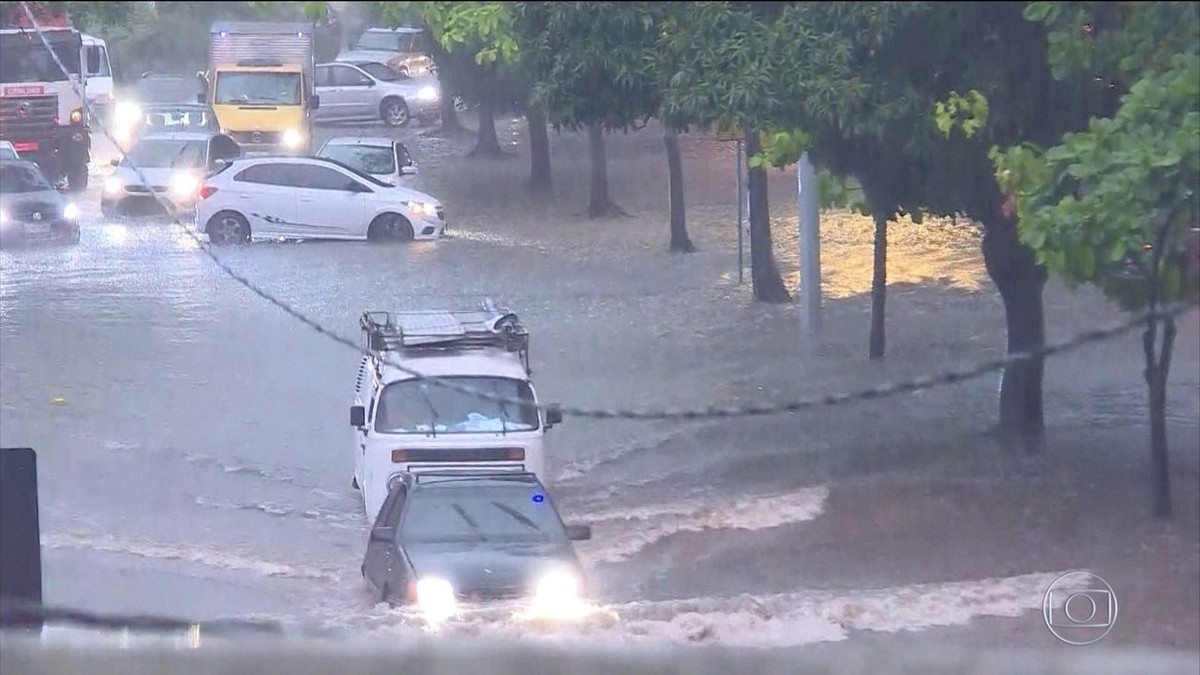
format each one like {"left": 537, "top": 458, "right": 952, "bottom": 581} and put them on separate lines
{"left": 206, "top": 22, "right": 319, "bottom": 156}
{"left": 80, "top": 34, "right": 113, "bottom": 121}
{"left": 350, "top": 303, "right": 564, "bottom": 521}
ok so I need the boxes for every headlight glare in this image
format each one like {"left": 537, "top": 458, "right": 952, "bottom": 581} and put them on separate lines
{"left": 171, "top": 172, "right": 200, "bottom": 199}
{"left": 103, "top": 177, "right": 123, "bottom": 195}
{"left": 0, "top": 209, "right": 8, "bottom": 225}
{"left": 114, "top": 101, "right": 141, "bottom": 126}
{"left": 407, "top": 201, "right": 438, "bottom": 217}
{"left": 416, "top": 85, "right": 439, "bottom": 102}
{"left": 414, "top": 577, "right": 457, "bottom": 621}
{"left": 282, "top": 128, "right": 303, "bottom": 148}
{"left": 63, "top": 203, "right": 80, "bottom": 220}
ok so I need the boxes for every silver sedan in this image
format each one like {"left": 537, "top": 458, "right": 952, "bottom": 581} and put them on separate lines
{"left": 312, "top": 62, "right": 442, "bottom": 128}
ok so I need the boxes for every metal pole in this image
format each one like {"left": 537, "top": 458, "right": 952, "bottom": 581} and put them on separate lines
{"left": 735, "top": 139, "right": 744, "bottom": 285}
{"left": 797, "top": 152, "right": 822, "bottom": 332}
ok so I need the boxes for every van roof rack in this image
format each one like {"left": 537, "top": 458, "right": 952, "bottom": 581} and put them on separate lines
{"left": 360, "top": 298, "right": 530, "bottom": 374}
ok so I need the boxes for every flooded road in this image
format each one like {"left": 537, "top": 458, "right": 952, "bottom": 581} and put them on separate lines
{"left": 3, "top": 119, "right": 1198, "bottom": 649}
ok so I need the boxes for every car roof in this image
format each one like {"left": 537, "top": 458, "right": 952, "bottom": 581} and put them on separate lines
{"left": 321, "top": 136, "right": 397, "bottom": 148}
{"left": 142, "top": 102, "right": 211, "bottom": 110}
{"left": 135, "top": 131, "right": 218, "bottom": 142}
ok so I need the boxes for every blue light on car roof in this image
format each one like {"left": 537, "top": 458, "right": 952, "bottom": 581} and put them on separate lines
{"left": 532, "top": 494, "right": 545, "bottom": 503}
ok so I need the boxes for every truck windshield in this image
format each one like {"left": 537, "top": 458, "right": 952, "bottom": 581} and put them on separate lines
{"left": 0, "top": 163, "right": 54, "bottom": 193}
{"left": 319, "top": 144, "right": 395, "bottom": 175}
{"left": 0, "top": 36, "right": 81, "bottom": 82}
{"left": 375, "top": 377, "right": 539, "bottom": 434}
{"left": 124, "top": 139, "right": 206, "bottom": 169}
{"left": 214, "top": 72, "right": 301, "bottom": 106}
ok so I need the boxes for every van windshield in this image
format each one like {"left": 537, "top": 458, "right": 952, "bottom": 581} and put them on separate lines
{"left": 375, "top": 377, "right": 539, "bottom": 434}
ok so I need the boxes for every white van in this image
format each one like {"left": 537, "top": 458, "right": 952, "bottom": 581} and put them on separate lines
{"left": 81, "top": 34, "right": 114, "bottom": 120}
{"left": 350, "top": 302, "right": 563, "bottom": 520}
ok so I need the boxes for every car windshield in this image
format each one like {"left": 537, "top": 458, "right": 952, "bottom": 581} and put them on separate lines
{"left": 355, "top": 31, "right": 425, "bottom": 53}
{"left": 137, "top": 78, "right": 203, "bottom": 104}
{"left": 124, "top": 139, "right": 207, "bottom": 169}
{"left": 400, "top": 485, "right": 566, "bottom": 544}
{"left": 356, "top": 62, "right": 404, "bottom": 81}
{"left": 214, "top": 72, "right": 301, "bottom": 105}
{"left": 375, "top": 377, "right": 538, "bottom": 434}
{"left": 0, "top": 163, "right": 53, "bottom": 193}
{"left": 319, "top": 144, "right": 395, "bottom": 175}
{"left": 143, "top": 107, "right": 217, "bottom": 132}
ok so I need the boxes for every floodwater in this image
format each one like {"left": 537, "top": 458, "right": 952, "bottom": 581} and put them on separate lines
{"left": 2, "top": 117, "right": 1198, "bottom": 650}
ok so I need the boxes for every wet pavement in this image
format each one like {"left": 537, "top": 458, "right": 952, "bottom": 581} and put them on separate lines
{"left": 3, "top": 118, "right": 1198, "bottom": 649}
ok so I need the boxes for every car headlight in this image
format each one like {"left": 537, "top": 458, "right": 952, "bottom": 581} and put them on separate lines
{"left": 103, "top": 176, "right": 123, "bottom": 196}
{"left": 414, "top": 577, "right": 457, "bottom": 621}
{"left": 171, "top": 172, "right": 200, "bottom": 199}
{"left": 527, "top": 569, "right": 588, "bottom": 621}
{"left": 63, "top": 203, "right": 80, "bottom": 220}
{"left": 406, "top": 201, "right": 438, "bottom": 218}
{"left": 416, "top": 85, "right": 439, "bottom": 102}
{"left": 282, "top": 128, "right": 303, "bottom": 149}
{"left": 114, "top": 101, "right": 142, "bottom": 126}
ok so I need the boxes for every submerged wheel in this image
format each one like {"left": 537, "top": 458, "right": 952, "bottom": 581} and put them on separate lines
{"left": 381, "top": 98, "right": 409, "bottom": 127}
{"left": 367, "top": 213, "right": 414, "bottom": 242}
{"left": 206, "top": 210, "right": 250, "bottom": 245}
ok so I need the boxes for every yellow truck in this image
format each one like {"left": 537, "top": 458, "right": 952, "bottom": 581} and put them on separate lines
{"left": 205, "top": 21, "right": 318, "bottom": 155}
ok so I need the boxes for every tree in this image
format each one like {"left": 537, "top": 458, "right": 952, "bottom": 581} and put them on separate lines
{"left": 517, "top": 2, "right": 659, "bottom": 219}
{"left": 991, "top": 1, "right": 1200, "bottom": 518}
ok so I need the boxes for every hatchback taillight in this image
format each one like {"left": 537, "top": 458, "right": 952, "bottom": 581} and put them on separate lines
{"left": 199, "top": 185, "right": 218, "bottom": 200}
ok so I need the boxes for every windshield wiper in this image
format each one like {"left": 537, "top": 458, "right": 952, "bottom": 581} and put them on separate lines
{"left": 451, "top": 503, "right": 487, "bottom": 542}
{"left": 420, "top": 388, "right": 439, "bottom": 438}
{"left": 498, "top": 399, "right": 510, "bottom": 437}
{"left": 490, "top": 500, "right": 541, "bottom": 532}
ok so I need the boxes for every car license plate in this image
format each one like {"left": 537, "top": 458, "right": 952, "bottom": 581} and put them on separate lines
{"left": 24, "top": 222, "right": 51, "bottom": 237}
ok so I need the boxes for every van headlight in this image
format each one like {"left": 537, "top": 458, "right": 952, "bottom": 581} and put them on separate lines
{"left": 406, "top": 201, "right": 438, "bottom": 218}
{"left": 171, "top": 172, "right": 200, "bottom": 199}
{"left": 416, "top": 85, "right": 439, "bottom": 102}
{"left": 63, "top": 203, "right": 80, "bottom": 220}
{"left": 103, "top": 176, "right": 123, "bottom": 196}
{"left": 282, "top": 128, "right": 303, "bottom": 149}
{"left": 414, "top": 577, "right": 457, "bottom": 621}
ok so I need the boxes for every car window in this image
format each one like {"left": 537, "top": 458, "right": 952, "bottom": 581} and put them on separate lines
{"left": 331, "top": 66, "right": 372, "bottom": 87}
{"left": 315, "top": 66, "right": 333, "bottom": 88}
{"left": 318, "top": 144, "right": 396, "bottom": 175}
{"left": 233, "top": 163, "right": 293, "bottom": 186}
{"left": 396, "top": 143, "right": 413, "bottom": 167}
{"left": 290, "top": 164, "right": 364, "bottom": 191}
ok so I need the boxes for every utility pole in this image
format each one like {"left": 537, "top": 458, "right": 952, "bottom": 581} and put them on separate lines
{"left": 797, "top": 152, "right": 822, "bottom": 333}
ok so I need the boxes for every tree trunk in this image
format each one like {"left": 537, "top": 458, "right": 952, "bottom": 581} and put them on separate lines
{"left": 438, "top": 94, "right": 468, "bottom": 135}
{"left": 869, "top": 214, "right": 888, "bottom": 359}
{"left": 664, "top": 126, "right": 696, "bottom": 253}
{"left": 527, "top": 103, "right": 551, "bottom": 191}
{"left": 981, "top": 209, "right": 1048, "bottom": 452}
{"left": 744, "top": 129, "right": 791, "bottom": 303}
{"left": 587, "top": 124, "right": 623, "bottom": 218}
{"left": 469, "top": 95, "right": 505, "bottom": 158}
{"left": 1144, "top": 315, "right": 1176, "bottom": 519}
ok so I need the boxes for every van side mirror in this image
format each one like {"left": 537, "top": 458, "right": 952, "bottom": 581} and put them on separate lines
{"left": 350, "top": 405, "right": 366, "bottom": 427}
{"left": 109, "top": 158, "right": 120, "bottom": 167}
{"left": 564, "top": 524, "right": 591, "bottom": 541}
{"left": 369, "top": 527, "right": 394, "bottom": 543}
{"left": 545, "top": 404, "right": 563, "bottom": 427}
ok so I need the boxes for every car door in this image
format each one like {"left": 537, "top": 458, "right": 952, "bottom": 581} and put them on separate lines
{"left": 228, "top": 162, "right": 300, "bottom": 237}
{"left": 288, "top": 163, "right": 372, "bottom": 239}
{"left": 329, "top": 65, "right": 377, "bottom": 120}
{"left": 312, "top": 65, "right": 339, "bottom": 121}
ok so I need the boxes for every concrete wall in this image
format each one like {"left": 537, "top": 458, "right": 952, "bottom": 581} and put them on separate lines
{"left": 2, "top": 636, "right": 1199, "bottom": 675}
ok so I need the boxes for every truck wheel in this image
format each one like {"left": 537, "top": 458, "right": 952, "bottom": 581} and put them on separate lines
{"left": 381, "top": 98, "right": 409, "bottom": 127}
{"left": 66, "top": 163, "right": 88, "bottom": 192}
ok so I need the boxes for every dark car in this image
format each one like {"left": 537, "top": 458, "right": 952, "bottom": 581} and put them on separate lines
{"left": 362, "top": 471, "right": 593, "bottom": 620}
{"left": 0, "top": 160, "right": 80, "bottom": 248}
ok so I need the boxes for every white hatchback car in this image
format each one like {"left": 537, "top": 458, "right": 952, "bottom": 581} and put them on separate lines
{"left": 194, "top": 156, "right": 446, "bottom": 245}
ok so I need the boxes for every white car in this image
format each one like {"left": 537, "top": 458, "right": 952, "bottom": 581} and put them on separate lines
{"left": 101, "top": 131, "right": 242, "bottom": 218}
{"left": 194, "top": 156, "right": 446, "bottom": 245}
{"left": 0, "top": 141, "right": 18, "bottom": 161}
{"left": 313, "top": 62, "right": 441, "bottom": 127}
{"left": 315, "top": 137, "right": 417, "bottom": 185}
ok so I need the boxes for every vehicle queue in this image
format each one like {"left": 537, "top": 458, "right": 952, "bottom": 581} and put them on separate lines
{"left": 0, "top": 29, "right": 599, "bottom": 625}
